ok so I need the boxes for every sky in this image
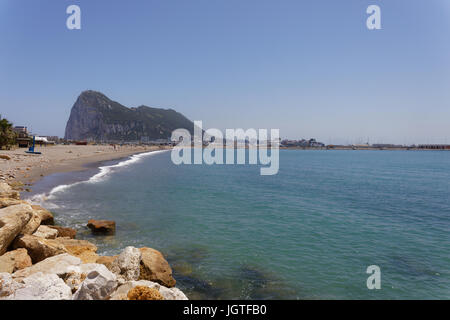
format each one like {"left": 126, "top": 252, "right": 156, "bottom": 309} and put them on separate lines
{"left": 0, "top": 0, "right": 449, "bottom": 145}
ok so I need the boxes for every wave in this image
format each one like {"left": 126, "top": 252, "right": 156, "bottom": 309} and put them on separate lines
{"left": 28, "top": 149, "right": 168, "bottom": 205}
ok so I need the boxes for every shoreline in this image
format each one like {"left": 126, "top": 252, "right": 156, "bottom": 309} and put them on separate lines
{"left": 0, "top": 144, "right": 172, "bottom": 186}
{"left": 24, "top": 148, "right": 172, "bottom": 206}
{"left": 3, "top": 145, "right": 446, "bottom": 196}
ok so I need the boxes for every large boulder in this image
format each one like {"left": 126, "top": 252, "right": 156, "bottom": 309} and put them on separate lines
{"left": 0, "top": 183, "right": 20, "bottom": 199}
{"left": 0, "top": 204, "right": 33, "bottom": 255}
{"left": 31, "top": 205, "right": 54, "bottom": 225}
{"left": 110, "top": 280, "right": 188, "bottom": 300}
{"left": 53, "top": 237, "right": 98, "bottom": 263}
{"left": 110, "top": 246, "right": 141, "bottom": 284}
{"left": 12, "top": 234, "right": 67, "bottom": 263}
{"left": 12, "top": 254, "right": 82, "bottom": 280}
{"left": 12, "top": 272, "right": 72, "bottom": 300}
{"left": 13, "top": 236, "right": 96, "bottom": 264}
{"left": 0, "top": 249, "right": 32, "bottom": 273}
{"left": 47, "top": 225, "right": 76, "bottom": 238}
{"left": 87, "top": 219, "right": 116, "bottom": 235}
{"left": 33, "top": 225, "right": 58, "bottom": 239}
{"left": 19, "top": 209, "right": 41, "bottom": 235}
{"left": 138, "top": 247, "right": 176, "bottom": 288}
{"left": 72, "top": 265, "right": 118, "bottom": 300}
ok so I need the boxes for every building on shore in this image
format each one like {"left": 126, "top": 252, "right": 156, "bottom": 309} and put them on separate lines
{"left": 280, "top": 138, "right": 325, "bottom": 148}
{"left": 13, "top": 126, "right": 31, "bottom": 148}
{"left": 417, "top": 144, "right": 450, "bottom": 150}
{"left": 34, "top": 136, "right": 55, "bottom": 146}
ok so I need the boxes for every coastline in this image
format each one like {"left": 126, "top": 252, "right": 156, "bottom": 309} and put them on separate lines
{"left": 0, "top": 144, "right": 171, "bottom": 186}
{"left": 0, "top": 145, "right": 188, "bottom": 300}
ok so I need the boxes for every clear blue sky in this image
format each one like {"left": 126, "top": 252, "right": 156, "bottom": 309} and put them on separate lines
{"left": 1, "top": 0, "right": 449, "bottom": 144}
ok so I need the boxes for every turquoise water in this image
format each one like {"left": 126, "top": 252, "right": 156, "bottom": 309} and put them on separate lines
{"left": 29, "top": 150, "right": 450, "bottom": 299}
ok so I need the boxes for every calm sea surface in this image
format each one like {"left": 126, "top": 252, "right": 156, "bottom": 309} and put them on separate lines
{"left": 28, "top": 150, "right": 450, "bottom": 299}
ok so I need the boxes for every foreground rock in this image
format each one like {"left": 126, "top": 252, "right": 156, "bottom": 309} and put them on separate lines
{"left": 0, "top": 182, "right": 20, "bottom": 199}
{"left": 33, "top": 225, "right": 58, "bottom": 239}
{"left": 3, "top": 248, "right": 188, "bottom": 300}
{"left": 72, "top": 265, "right": 118, "bottom": 300}
{"left": 0, "top": 273, "right": 23, "bottom": 298}
{"left": 1, "top": 272, "right": 72, "bottom": 300}
{"left": 54, "top": 237, "right": 98, "bottom": 263}
{"left": 12, "top": 254, "right": 82, "bottom": 280}
{"left": 19, "top": 209, "right": 41, "bottom": 235}
{"left": 139, "top": 247, "right": 176, "bottom": 288}
{"left": 11, "top": 272, "right": 72, "bottom": 300}
{"left": 110, "top": 280, "right": 188, "bottom": 300}
{"left": 48, "top": 225, "right": 76, "bottom": 238}
{"left": 12, "top": 234, "right": 67, "bottom": 263}
{"left": 0, "top": 181, "right": 188, "bottom": 300}
{"left": 0, "top": 249, "right": 32, "bottom": 273}
{"left": 110, "top": 246, "right": 141, "bottom": 284}
{"left": 0, "top": 198, "right": 26, "bottom": 209}
{"left": 87, "top": 219, "right": 116, "bottom": 235}
{"left": 31, "top": 205, "right": 54, "bottom": 225}
{"left": 62, "top": 263, "right": 109, "bottom": 293}
{"left": 0, "top": 204, "right": 33, "bottom": 255}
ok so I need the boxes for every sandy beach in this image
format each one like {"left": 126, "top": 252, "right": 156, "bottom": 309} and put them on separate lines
{"left": 0, "top": 144, "right": 169, "bottom": 185}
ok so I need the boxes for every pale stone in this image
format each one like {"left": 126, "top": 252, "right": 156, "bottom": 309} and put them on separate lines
{"left": 72, "top": 265, "right": 118, "bottom": 300}
{"left": 63, "top": 263, "right": 115, "bottom": 293}
{"left": 110, "top": 246, "right": 141, "bottom": 284}
{"left": 13, "top": 272, "right": 72, "bottom": 300}
{"left": 0, "top": 204, "right": 33, "bottom": 255}
{"left": 47, "top": 225, "right": 76, "bottom": 238}
{"left": 12, "top": 253, "right": 82, "bottom": 280}
{"left": 0, "top": 198, "right": 26, "bottom": 209}
{"left": 33, "top": 225, "right": 58, "bottom": 239}
{"left": 0, "top": 273, "right": 23, "bottom": 299}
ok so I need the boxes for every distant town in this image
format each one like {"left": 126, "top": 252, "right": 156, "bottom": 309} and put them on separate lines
{"left": 2, "top": 121, "right": 449, "bottom": 151}
{"left": 279, "top": 139, "right": 450, "bottom": 150}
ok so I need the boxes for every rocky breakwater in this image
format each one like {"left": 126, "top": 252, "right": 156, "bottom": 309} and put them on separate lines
{"left": 0, "top": 182, "right": 187, "bottom": 300}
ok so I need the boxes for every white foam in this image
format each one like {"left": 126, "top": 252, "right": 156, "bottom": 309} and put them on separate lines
{"left": 87, "top": 149, "right": 167, "bottom": 183}
{"left": 27, "top": 149, "right": 168, "bottom": 205}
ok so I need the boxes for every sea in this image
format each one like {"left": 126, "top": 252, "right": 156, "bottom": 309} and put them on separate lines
{"left": 27, "top": 149, "right": 450, "bottom": 299}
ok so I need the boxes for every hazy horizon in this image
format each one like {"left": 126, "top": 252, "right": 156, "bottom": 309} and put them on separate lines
{"left": 1, "top": 0, "right": 450, "bottom": 145}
